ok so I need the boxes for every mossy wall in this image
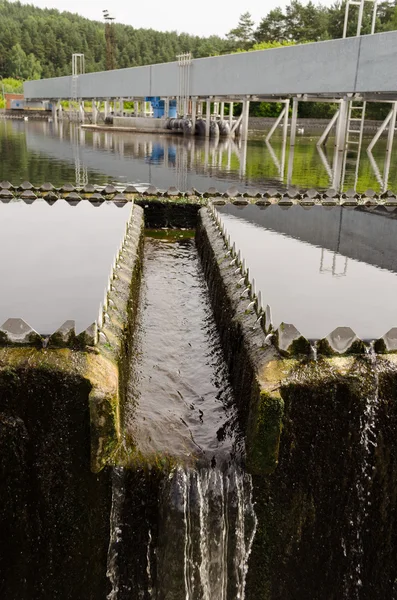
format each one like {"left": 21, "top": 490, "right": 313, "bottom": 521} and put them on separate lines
{"left": 0, "top": 360, "right": 111, "bottom": 600}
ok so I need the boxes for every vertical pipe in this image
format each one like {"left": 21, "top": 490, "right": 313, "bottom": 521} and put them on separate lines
{"left": 290, "top": 97, "right": 298, "bottom": 147}
{"left": 206, "top": 99, "right": 211, "bottom": 138}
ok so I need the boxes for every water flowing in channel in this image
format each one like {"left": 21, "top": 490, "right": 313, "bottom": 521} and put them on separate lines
{"left": 107, "top": 236, "right": 256, "bottom": 599}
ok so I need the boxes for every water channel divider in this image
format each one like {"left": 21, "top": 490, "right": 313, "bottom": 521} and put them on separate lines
{"left": 1, "top": 180, "right": 397, "bottom": 204}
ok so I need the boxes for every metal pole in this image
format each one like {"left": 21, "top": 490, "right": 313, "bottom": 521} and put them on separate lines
{"left": 343, "top": 0, "right": 350, "bottom": 38}
{"left": 266, "top": 104, "right": 286, "bottom": 142}
{"left": 317, "top": 107, "right": 340, "bottom": 147}
{"left": 371, "top": 0, "right": 378, "bottom": 33}
{"left": 367, "top": 108, "right": 393, "bottom": 152}
{"left": 357, "top": 0, "right": 365, "bottom": 36}
{"left": 383, "top": 101, "right": 397, "bottom": 191}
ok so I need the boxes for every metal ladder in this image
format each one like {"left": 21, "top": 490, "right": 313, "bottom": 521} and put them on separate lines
{"left": 341, "top": 100, "right": 366, "bottom": 190}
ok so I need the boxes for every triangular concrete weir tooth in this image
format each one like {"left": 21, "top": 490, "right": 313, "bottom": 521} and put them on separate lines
{"left": 322, "top": 188, "right": 340, "bottom": 199}
{"left": 343, "top": 188, "right": 360, "bottom": 199}
{"left": 65, "top": 192, "right": 82, "bottom": 201}
{"left": 381, "top": 189, "right": 396, "bottom": 199}
{"left": 124, "top": 184, "right": 140, "bottom": 194}
{"left": 112, "top": 193, "right": 127, "bottom": 202}
{"left": 60, "top": 183, "right": 76, "bottom": 193}
{"left": 143, "top": 185, "right": 159, "bottom": 196}
{"left": 275, "top": 322, "right": 311, "bottom": 356}
{"left": 103, "top": 184, "right": 117, "bottom": 195}
{"left": 50, "top": 320, "right": 76, "bottom": 345}
{"left": 40, "top": 182, "right": 55, "bottom": 192}
{"left": 319, "top": 326, "right": 362, "bottom": 355}
{"left": 20, "top": 190, "right": 37, "bottom": 200}
{"left": 0, "top": 318, "right": 41, "bottom": 344}
{"left": 0, "top": 189, "right": 13, "bottom": 199}
{"left": 43, "top": 191, "right": 59, "bottom": 202}
{"left": 83, "top": 322, "right": 98, "bottom": 346}
{"left": 278, "top": 195, "right": 293, "bottom": 206}
{"left": 82, "top": 183, "right": 96, "bottom": 193}
{"left": 19, "top": 181, "right": 34, "bottom": 191}
{"left": 264, "top": 305, "right": 273, "bottom": 334}
{"left": 223, "top": 186, "right": 241, "bottom": 198}
{"left": 89, "top": 193, "right": 105, "bottom": 202}
{"left": 378, "top": 328, "right": 397, "bottom": 352}
{"left": 0, "top": 181, "right": 14, "bottom": 190}
{"left": 204, "top": 187, "right": 221, "bottom": 197}
{"left": 362, "top": 188, "right": 378, "bottom": 199}
{"left": 165, "top": 186, "right": 181, "bottom": 197}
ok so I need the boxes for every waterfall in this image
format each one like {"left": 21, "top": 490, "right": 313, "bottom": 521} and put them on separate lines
{"left": 107, "top": 467, "right": 125, "bottom": 600}
{"left": 157, "top": 465, "right": 257, "bottom": 600}
{"left": 345, "top": 347, "right": 379, "bottom": 598}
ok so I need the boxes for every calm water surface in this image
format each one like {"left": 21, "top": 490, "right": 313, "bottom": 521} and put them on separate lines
{"left": 217, "top": 204, "right": 397, "bottom": 340}
{"left": 0, "top": 200, "right": 131, "bottom": 333}
{"left": 1, "top": 119, "right": 396, "bottom": 192}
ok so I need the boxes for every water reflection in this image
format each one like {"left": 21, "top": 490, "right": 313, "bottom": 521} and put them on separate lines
{"left": 0, "top": 118, "right": 396, "bottom": 192}
{"left": 217, "top": 204, "right": 397, "bottom": 340}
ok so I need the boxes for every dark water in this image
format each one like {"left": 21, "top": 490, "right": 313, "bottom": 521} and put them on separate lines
{"left": 125, "top": 237, "right": 239, "bottom": 464}
{"left": 1, "top": 119, "right": 396, "bottom": 193}
{"left": 217, "top": 204, "right": 397, "bottom": 340}
{"left": 108, "top": 236, "right": 256, "bottom": 599}
{"left": 0, "top": 199, "right": 131, "bottom": 333}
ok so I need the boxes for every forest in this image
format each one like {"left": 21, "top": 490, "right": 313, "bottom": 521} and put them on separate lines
{"left": 0, "top": 0, "right": 396, "bottom": 115}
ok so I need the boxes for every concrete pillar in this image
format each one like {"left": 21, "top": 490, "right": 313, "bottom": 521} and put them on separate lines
{"left": 134, "top": 101, "right": 139, "bottom": 116}
{"left": 290, "top": 97, "right": 299, "bottom": 148}
{"left": 229, "top": 102, "right": 234, "bottom": 127}
{"left": 241, "top": 99, "right": 250, "bottom": 141}
{"left": 119, "top": 98, "right": 124, "bottom": 116}
{"left": 206, "top": 99, "right": 211, "bottom": 138}
{"left": 191, "top": 98, "right": 197, "bottom": 134}
{"left": 92, "top": 100, "right": 98, "bottom": 125}
{"left": 213, "top": 102, "right": 219, "bottom": 117}
{"left": 58, "top": 101, "right": 63, "bottom": 121}
{"left": 141, "top": 101, "right": 146, "bottom": 117}
{"left": 104, "top": 100, "right": 110, "bottom": 119}
{"left": 220, "top": 102, "right": 225, "bottom": 120}
{"left": 52, "top": 102, "right": 57, "bottom": 122}
{"left": 79, "top": 101, "right": 85, "bottom": 124}
{"left": 197, "top": 101, "right": 202, "bottom": 117}
{"left": 165, "top": 97, "right": 170, "bottom": 118}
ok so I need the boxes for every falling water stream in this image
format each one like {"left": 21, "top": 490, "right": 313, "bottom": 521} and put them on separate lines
{"left": 107, "top": 235, "right": 256, "bottom": 599}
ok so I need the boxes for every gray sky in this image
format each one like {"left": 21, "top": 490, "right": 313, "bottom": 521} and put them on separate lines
{"left": 17, "top": 0, "right": 336, "bottom": 37}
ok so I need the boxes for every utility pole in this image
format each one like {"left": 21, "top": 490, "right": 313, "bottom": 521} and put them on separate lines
{"left": 103, "top": 10, "right": 116, "bottom": 71}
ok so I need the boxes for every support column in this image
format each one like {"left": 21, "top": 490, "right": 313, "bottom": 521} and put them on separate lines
{"left": 79, "top": 100, "right": 85, "bottom": 124}
{"left": 191, "top": 98, "right": 197, "bottom": 134}
{"left": 383, "top": 101, "right": 397, "bottom": 192}
{"left": 241, "top": 99, "right": 250, "bottom": 141}
{"left": 220, "top": 102, "right": 225, "bottom": 120}
{"left": 165, "top": 97, "right": 170, "bottom": 118}
{"left": 58, "top": 101, "right": 63, "bottom": 121}
{"left": 134, "top": 101, "right": 139, "bottom": 116}
{"left": 197, "top": 101, "right": 202, "bottom": 117}
{"left": 332, "top": 98, "right": 348, "bottom": 191}
{"left": 229, "top": 102, "right": 234, "bottom": 127}
{"left": 119, "top": 98, "right": 124, "bottom": 116}
{"left": 104, "top": 100, "right": 110, "bottom": 119}
{"left": 205, "top": 99, "right": 211, "bottom": 138}
{"left": 141, "top": 101, "right": 146, "bottom": 117}
{"left": 92, "top": 100, "right": 98, "bottom": 125}
{"left": 290, "top": 97, "right": 299, "bottom": 148}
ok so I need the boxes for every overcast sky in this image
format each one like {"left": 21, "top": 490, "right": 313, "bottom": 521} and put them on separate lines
{"left": 17, "top": 0, "right": 336, "bottom": 37}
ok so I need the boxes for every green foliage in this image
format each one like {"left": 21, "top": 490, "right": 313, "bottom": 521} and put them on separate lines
{"left": 0, "top": 0, "right": 232, "bottom": 79}
{"left": 227, "top": 12, "right": 255, "bottom": 50}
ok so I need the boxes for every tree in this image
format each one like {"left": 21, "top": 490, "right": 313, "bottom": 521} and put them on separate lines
{"left": 227, "top": 12, "right": 255, "bottom": 49}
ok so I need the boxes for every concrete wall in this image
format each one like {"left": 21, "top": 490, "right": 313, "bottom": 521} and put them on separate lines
{"left": 113, "top": 116, "right": 168, "bottom": 129}
{"left": 24, "top": 31, "right": 397, "bottom": 101}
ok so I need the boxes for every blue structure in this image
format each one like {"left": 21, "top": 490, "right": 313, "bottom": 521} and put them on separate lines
{"left": 145, "top": 97, "right": 177, "bottom": 119}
